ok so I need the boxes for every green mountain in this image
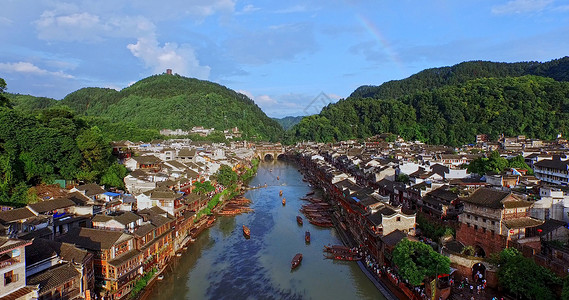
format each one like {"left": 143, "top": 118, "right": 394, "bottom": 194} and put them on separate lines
{"left": 289, "top": 57, "right": 569, "bottom": 146}
{"left": 273, "top": 116, "right": 304, "bottom": 130}
{"left": 10, "top": 74, "right": 284, "bottom": 141}
{"left": 350, "top": 56, "right": 569, "bottom": 99}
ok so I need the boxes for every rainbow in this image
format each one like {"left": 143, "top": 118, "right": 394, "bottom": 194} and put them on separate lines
{"left": 355, "top": 13, "right": 405, "bottom": 73}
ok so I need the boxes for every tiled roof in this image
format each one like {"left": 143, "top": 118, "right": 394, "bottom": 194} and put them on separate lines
{"left": 534, "top": 159, "right": 569, "bottom": 171}
{"left": 381, "top": 230, "right": 407, "bottom": 247}
{"left": 27, "top": 263, "right": 80, "bottom": 294}
{"left": 57, "top": 227, "right": 131, "bottom": 251}
{"left": 0, "top": 207, "right": 36, "bottom": 224}
{"left": 74, "top": 183, "right": 106, "bottom": 196}
{"left": 65, "top": 191, "right": 92, "bottom": 206}
{"left": 134, "top": 223, "right": 155, "bottom": 237}
{"left": 0, "top": 238, "right": 32, "bottom": 254}
{"left": 28, "top": 198, "right": 75, "bottom": 214}
{"left": 503, "top": 217, "right": 544, "bottom": 229}
{"left": 108, "top": 249, "right": 141, "bottom": 267}
{"left": 0, "top": 286, "right": 36, "bottom": 300}
{"left": 114, "top": 211, "right": 142, "bottom": 225}
{"left": 26, "top": 238, "right": 89, "bottom": 266}
{"left": 461, "top": 188, "right": 512, "bottom": 209}
{"left": 133, "top": 155, "right": 162, "bottom": 165}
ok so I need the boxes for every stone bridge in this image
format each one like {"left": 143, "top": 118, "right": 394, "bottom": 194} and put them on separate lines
{"left": 254, "top": 144, "right": 285, "bottom": 162}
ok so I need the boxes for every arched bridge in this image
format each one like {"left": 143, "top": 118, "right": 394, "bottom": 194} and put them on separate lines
{"left": 254, "top": 144, "right": 285, "bottom": 162}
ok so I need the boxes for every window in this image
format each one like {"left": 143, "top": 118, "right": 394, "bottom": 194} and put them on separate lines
{"left": 396, "top": 217, "right": 401, "bottom": 222}
{"left": 482, "top": 218, "right": 486, "bottom": 223}
{"left": 467, "top": 223, "right": 470, "bottom": 227}
{"left": 474, "top": 216, "right": 478, "bottom": 221}
{"left": 474, "top": 225, "right": 478, "bottom": 230}
{"left": 4, "top": 271, "right": 18, "bottom": 285}
{"left": 491, "top": 221, "right": 495, "bottom": 225}
{"left": 491, "top": 230, "right": 495, "bottom": 236}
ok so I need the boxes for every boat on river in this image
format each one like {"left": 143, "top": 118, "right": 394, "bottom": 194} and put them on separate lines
{"left": 323, "top": 245, "right": 351, "bottom": 253}
{"left": 306, "top": 190, "right": 315, "bottom": 196}
{"left": 305, "top": 231, "right": 310, "bottom": 243}
{"left": 243, "top": 225, "right": 250, "bottom": 238}
{"left": 279, "top": 190, "right": 283, "bottom": 196}
{"left": 291, "top": 253, "right": 303, "bottom": 270}
{"left": 297, "top": 215, "right": 303, "bottom": 225}
{"left": 277, "top": 176, "right": 280, "bottom": 180}
{"left": 282, "top": 198, "right": 286, "bottom": 206}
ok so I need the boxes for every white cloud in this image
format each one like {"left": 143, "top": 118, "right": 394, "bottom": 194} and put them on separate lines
{"left": 0, "top": 16, "right": 12, "bottom": 25}
{"left": 236, "top": 89, "right": 254, "bottom": 99}
{"left": 127, "top": 36, "right": 211, "bottom": 79}
{"left": 256, "top": 95, "right": 277, "bottom": 105}
{"left": 0, "top": 61, "right": 74, "bottom": 79}
{"left": 492, "top": 0, "right": 553, "bottom": 15}
{"left": 239, "top": 4, "right": 260, "bottom": 14}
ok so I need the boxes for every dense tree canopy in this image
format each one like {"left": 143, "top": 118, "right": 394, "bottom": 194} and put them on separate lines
{"left": 0, "top": 82, "right": 128, "bottom": 204}
{"left": 290, "top": 75, "right": 569, "bottom": 145}
{"left": 492, "top": 248, "right": 561, "bottom": 300}
{"left": 392, "top": 239, "right": 450, "bottom": 286}
{"left": 467, "top": 152, "right": 534, "bottom": 175}
{"left": 215, "top": 165, "right": 238, "bottom": 187}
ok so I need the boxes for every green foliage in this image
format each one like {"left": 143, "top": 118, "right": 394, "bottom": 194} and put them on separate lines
{"left": 461, "top": 246, "right": 475, "bottom": 256}
{"left": 100, "top": 163, "right": 128, "bottom": 189}
{"left": 468, "top": 152, "right": 535, "bottom": 175}
{"left": 416, "top": 213, "right": 455, "bottom": 241}
{"left": 396, "top": 173, "right": 410, "bottom": 184}
{"left": 193, "top": 181, "right": 215, "bottom": 195}
{"left": 494, "top": 248, "right": 561, "bottom": 300}
{"left": 215, "top": 165, "right": 238, "bottom": 187}
{"left": 60, "top": 75, "right": 283, "bottom": 141}
{"left": 392, "top": 239, "right": 451, "bottom": 286}
{"left": 273, "top": 116, "right": 304, "bottom": 130}
{"left": 130, "top": 267, "right": 157, "bottom": 299}
{"left": 0, "top": 106, "right": 127, "bottom": 204}
{"left": 0, "top": 79, "right": 11, "bottom": 108}
{"left": 508, "top": 155, "right": 534, "bottom": 175}
{"left": 291, "top": 68, "right": 569, "bottom": 145}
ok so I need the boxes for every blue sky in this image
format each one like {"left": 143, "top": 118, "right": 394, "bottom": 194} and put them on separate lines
{"left": 1, "top": 0, "right": 568, "bottom": 117}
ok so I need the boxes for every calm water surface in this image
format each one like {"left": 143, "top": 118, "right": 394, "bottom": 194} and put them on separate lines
{"left": 146, "top": 161, "right": 385, "bottom": 300}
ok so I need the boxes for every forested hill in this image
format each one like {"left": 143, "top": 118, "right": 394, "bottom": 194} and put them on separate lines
{"left": 273, "top": 116, "right": 304, "bottom": 130}
{"left": 10, "top": 74, "right": 284, "bottom": 141}
{"left": 350, "top": 56, "right": 569, "bottom": 99}
{"left": 289, "top": 75, "right": 569, "bottom": 146}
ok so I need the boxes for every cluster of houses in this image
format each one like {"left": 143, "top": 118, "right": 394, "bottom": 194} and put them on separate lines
{"left": 0, "top": 140, "right": 258, "bottom": 300}
{"left": 293, "top": 133, "right": 569, "bottom": 297}
{"left": 159, "top": 127, "right": 241, "bottom": 139}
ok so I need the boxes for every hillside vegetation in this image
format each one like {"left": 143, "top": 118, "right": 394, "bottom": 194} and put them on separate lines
{"left": 10, "top": 74, "right": 284, "bottom": 141}
{"left": 289, "top": 57, "right": 569, "bottom": 145}
{"left": 273, "top": 116, "right": 304, "bottom": 130}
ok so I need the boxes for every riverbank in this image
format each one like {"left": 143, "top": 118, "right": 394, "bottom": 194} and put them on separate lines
{"left": 141, "top": 160, "right": 384, "bottom": 300}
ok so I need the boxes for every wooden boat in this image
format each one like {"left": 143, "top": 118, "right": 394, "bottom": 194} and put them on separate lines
{"left": 305, "top": 231, "right": 310, "bottom": 243}
{"left": 243, "top": 225, "right": 250, "bottom": 238}
{"left": 302, "top": 178, "right": 308, "bottom": 182}
{"left": 279, "top": 190, "right": 283, "bottom": 196}
{"left": 323, "top": 245, "right": 352, "bottom": 254}
{"left": 277, "top": 176, "right": 280, "bottom": 180}
{"left": 291, "top": 253, "right": 303, "bottom": 269}
{"left": 306, "top": 191, "right": 315, "bottom": 196}
{"left": 297, "top": 215, "right": 303, "bottom": 225}
{"left": 324, "top": 254, "right": 362, "bottom": 261}
{"left": 309, "top": 218, "right": 333, "bottom": 227}
{"left": 282, "top": 198, "right": 286, "bottom": 206}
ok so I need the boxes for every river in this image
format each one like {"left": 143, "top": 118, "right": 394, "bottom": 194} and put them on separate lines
{"left": 145, "top": 160, "right": 385, "bottom": 300}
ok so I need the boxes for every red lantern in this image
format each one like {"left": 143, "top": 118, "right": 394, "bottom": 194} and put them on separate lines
{"left": 509, "top": 230, "right": 514, "bottom": 234}
{"left": 537, "top": 229, "right": 543, "bottom": 233}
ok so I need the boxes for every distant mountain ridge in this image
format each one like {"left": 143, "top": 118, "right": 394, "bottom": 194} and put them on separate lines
{"left": 288, "top": 57, "right": 569, "bottom": 145}
{"left": 9, "top": 74, "right": 284, "bottom": 141}
{"left": 350, "top": 56, "right": 569, "bottom": 99}
{"left": 272, "top": 116, "right": 304, "bottom": 130}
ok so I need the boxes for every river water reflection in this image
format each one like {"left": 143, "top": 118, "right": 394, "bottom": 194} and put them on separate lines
{"left": 146, "top": 161, "right": 385, "bottom": 300}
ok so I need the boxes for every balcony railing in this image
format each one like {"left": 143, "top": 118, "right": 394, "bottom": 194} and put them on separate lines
{"left": 0, "top": 257, "right": 20, "bottom": 269}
